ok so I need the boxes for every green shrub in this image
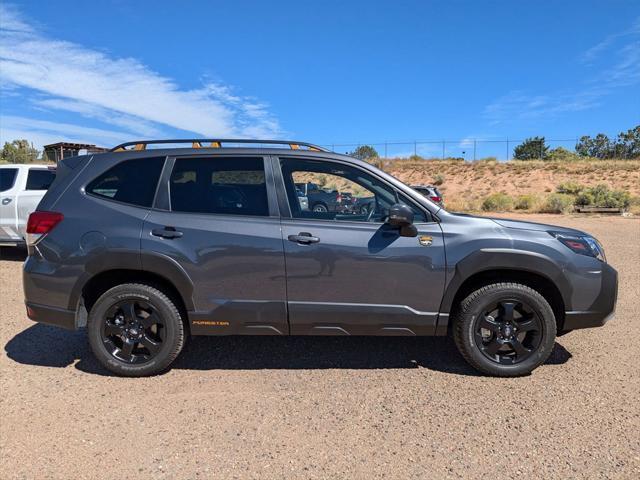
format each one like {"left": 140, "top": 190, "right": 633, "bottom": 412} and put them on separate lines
{"left": 556, "top": 181, "right": 584, "bottom": 195}
{"left": 514, "top": 194, "right": 539, "bottom": 210}
{"left": 571, "top": 184, "right": 631, "bottom": 209}
{"left": 541, "top": 193, "right": 575, "bottom": 213}
{"left": 548, "top": 147, "right": 581, "bottom": 161}
{"left": 482, "top": 193, "right": 513, "bottom": 212}
{"left": 433, "top": 174, "right": 445, "bottom": 186}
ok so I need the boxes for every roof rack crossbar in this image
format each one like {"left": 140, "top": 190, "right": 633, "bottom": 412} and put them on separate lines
{"left": 110, "top": 139, "right": 329, "bottom": 152}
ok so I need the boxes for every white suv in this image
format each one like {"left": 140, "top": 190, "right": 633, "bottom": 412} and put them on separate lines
{"left": 1, "top": 164, "right": 56, "bottom": 246}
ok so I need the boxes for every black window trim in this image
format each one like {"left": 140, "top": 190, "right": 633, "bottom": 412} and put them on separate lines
{"left": 274, "top": 155, "right": 436, "bottom": 225}
{"left": 158, "top": 154, "right": 279, "bottom": 218}
{"left": 84, "top": 156, "right": 167, "bottom": 209}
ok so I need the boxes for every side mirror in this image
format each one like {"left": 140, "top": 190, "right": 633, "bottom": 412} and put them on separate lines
{"left": 387, "top": 203, "right": 414, "bottom": 226}
{"left": 387, "top": 203, "right": 418, "bottom": 237}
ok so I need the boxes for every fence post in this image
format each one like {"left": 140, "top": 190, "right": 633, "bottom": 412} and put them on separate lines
{"left": 414, "top": 141, "right": 417, "bottom": 157}
{"left": 473, "top": 139, "right": 477, "bottom": 161}
{"left": 384, "top": 142, "right": 388, "bottom": 158}
{"left": 442, "top": 140, "right": 445, "bottom": 159}
{"left": 506, "top": 138, "right": 509, "bottom": 161}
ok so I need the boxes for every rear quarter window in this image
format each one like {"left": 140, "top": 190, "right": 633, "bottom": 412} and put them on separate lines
{"left": 86, "top": 157, "right": 165, "bottom": 207}
{"left": 0, "top": 168, "right": 18, "bottom": 192}
{"left": 26, "top": 169, "right": 56, "bottom": 190}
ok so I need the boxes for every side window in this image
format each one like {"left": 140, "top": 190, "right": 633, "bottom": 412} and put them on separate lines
{"left": 169, "top": 157, "right": 268, "bottom": 216}
{"left": 26, "top": 169, "right": 56, "bottom": 190}
{"left": 0, "top": 168, "right": 18, "bottom": 192}
{"left": 86, "top": 157, "right": 164, "bottom": 207}
{"left": 280, "top": 158, "right": 428, "bottom": 222}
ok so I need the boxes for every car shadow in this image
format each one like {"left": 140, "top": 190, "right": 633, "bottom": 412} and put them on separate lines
{"left": 0, "top": 246, "right": 27, "bottom": 262}
{"left": 5, "top": 323, "right": 573, "bottom": 377}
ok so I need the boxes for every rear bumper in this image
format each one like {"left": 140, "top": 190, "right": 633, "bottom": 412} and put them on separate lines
{"left": 25, "top": 302, "right": 77, "bottom": 330}
{"left": 562, "top": 263, "right": 618, "bottom": 331}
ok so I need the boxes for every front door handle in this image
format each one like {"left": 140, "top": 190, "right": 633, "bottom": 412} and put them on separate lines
{"left": 1, "top": 198, "right": 11, "bottom": 205}
{"left": 288, "top": 232, "right": 320, "bottom": 244}
{"left": 151, "top": 226, "right": 183, "bottom": 239}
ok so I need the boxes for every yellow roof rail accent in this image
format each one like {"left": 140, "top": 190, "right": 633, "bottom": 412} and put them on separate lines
{"left": 134, "top": 143, "right": 146, "bottom": 151}
{"left": 192, "top": 142, "right": 202, "bottom": 148}
{"left": 290, "top": 144, "right": 300, "bottom": 150}
{"left": 211, "top": 141, "right": 221, "bottom": 148}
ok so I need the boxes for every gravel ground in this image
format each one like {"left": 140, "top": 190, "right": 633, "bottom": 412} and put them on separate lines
{"left": 1, "top": 214, "right": 639, "bottom": 479}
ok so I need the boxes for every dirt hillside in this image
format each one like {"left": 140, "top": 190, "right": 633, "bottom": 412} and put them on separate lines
{"left": 383, "top": 159, "right": 640, "bottom": 209}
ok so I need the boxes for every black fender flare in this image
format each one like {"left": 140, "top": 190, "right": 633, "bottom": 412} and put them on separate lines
{"left": 69, "top": 249, "right": 195, "bottom": 311}
{"left": 439, "top": 248, "right": 572, "bottom": 315}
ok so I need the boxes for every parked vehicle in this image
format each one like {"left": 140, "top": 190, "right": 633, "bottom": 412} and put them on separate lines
{"left": 1, "top": 164, "right": 56, "bottom": 246}
{"left": 295, "top": 182, "right": 348, "bottom": 213}
{"left": 296, "top": 187, "right": 309, "bottom": 211}
{"left": 411, "top": 185, "right": 444, "bottom": 207}
{"left": 23, "top": 139, "right": 617, "bottom": 377}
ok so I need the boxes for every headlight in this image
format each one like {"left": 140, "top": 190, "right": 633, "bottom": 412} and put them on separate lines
{"left": 548, "top": 231, "right": 606, "bottom": 262}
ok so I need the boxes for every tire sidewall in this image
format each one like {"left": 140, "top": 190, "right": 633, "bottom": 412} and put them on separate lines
{"left": 87, "top": 285, "right": 182, "bottom": 376}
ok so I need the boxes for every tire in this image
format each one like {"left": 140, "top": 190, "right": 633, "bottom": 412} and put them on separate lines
{"left": 312, "top": 203, "right": 328, "bottom": 213}
{"left": 88, "top": 283, "right": 185, "bottom": 377}
{"left": 452, "top": 282, "right": 556, "bottom": 377}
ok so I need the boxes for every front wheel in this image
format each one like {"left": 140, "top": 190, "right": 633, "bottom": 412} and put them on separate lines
{"left": 88, "top": 283, "right": 185, "bottom": 377}
{"left": 453, "top": 282, "right": 556, "bottom": 376}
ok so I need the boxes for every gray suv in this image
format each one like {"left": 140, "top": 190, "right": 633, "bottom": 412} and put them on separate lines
{"left": 23, "top": 139, "right": 618, "bottom": 377}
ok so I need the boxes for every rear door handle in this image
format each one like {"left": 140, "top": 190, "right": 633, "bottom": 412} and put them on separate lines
{"left": 1, "top": 198, "right": 11, "bottom": 205}
{"left": 151, "top": 226, "right": 183, "bottom": 239}
{"left": 288, "top": 232, "right": 320, "bottom": 244}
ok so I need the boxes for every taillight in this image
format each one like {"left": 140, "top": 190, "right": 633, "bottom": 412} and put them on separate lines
{"left": 336, "top": 193, "right": 342, "bottom": 203}
{"left": 26, "top": 211, "right": 63, "bottom": 245}
{"left": 430, "top": 196, "right": 441, "bottom": 203}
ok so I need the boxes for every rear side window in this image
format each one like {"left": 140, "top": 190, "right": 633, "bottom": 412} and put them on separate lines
{"left": 86, "top": 157, "right": 165, "bottom": 207}
{"left": 0, "top": 168, "right": 18, "bottom": 192}
{"left": 26, "top": 169, "right": 56, "bottom": 190}
{"left": 169, "top": 157, "right": 268, "bottom": 216}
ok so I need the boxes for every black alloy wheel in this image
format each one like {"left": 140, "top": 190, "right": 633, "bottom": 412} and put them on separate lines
{"left": 101, "top": 299, "right": 165, "bottom": 364}
{"left": 474, "top": 300, "right": 543, "bottom": 365}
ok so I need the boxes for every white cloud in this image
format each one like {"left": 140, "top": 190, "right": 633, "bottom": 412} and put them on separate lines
{"left": 0, "top": 5, "right": 281, "bottom": 147}
{"left": 484, "top": 17, "right": 640, "bottom": 125}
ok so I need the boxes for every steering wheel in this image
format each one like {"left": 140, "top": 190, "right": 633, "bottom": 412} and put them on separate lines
{"left": 366, "top": 200, "right": 376, "bottom": 222}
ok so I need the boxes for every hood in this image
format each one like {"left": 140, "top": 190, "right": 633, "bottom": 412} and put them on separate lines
{"left": 489, "top": 217, "right": 585, "bottom": 235}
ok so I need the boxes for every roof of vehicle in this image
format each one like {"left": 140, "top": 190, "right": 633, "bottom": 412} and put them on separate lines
{"left": 0, "top": 164, "right": 55, "bottom": 169}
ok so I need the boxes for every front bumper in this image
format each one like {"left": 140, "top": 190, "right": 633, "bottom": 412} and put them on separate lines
{"left": 562, "top": 262, "right": 618, "bottom": 331}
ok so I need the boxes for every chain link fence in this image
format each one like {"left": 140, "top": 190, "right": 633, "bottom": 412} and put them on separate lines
{"left": 321, "top": 138, "right": 622, "bottom": 160}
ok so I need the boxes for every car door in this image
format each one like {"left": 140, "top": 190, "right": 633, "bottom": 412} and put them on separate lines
{"left": 276, "top": 156, "right": 446, "bottom": 336}
{"left": 141, "top": 155, "right": 288, "bottom": 336}
{"left": 0, "top": 167, "right": 21, "bottom": 243}
{"left": 16, "top": 167, "right": 56, "bottom": 238}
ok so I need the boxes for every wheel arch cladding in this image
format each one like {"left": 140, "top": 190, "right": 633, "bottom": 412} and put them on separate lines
{"left": 75, "top": 251, "right": 194, "bottom": 315}
{"left": 440, "top": 249, "right": 569, "bottom": 329}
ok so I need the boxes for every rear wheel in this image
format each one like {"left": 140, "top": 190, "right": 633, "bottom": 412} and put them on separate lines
{"left": 88, "top": 283, "right": 185, "bottom": 377}
{"left": 453, "top": 282, "right": 556, "bottom": 376}
{"left": 312, "top": 203, "right": 328, "bottom": 213}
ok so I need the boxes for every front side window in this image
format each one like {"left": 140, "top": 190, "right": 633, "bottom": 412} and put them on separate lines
{"left": 26, "top": 169, "right": 55, "bottom": 190}
{"left": 169, "top": 157, "right": 268, "bottom": 216}
{"left": 280, "top": 158, "right": 428, "bottom": 222}
{"left": 0, "top": 168, "right": 18, "bottom": 192}
{"left": 86, "top": 157, "right": 165, "bottom": 207}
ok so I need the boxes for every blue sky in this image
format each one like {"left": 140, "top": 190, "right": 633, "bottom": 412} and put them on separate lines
{"left": 1, "top": 0, "right": 638, "bottom": 158}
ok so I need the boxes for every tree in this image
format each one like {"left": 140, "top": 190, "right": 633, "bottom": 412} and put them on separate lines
{"left": 1, "top": 139, "right": 40, "bottom": 164}
{"left": 612, "top": 125, "right": 640, "bottom": 159}
{"left": 348, "top": 145, "right": 379, "bottom": 161}
{"left": 513, "top": 137, "right": 549, "bottom": 160}
{"left": 575, "top": 133, "right": 612, "bottom": 158}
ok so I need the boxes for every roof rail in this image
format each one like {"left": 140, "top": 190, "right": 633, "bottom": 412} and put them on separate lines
{"left": 110, "top": 139, "right": 330, "bottom": 153}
